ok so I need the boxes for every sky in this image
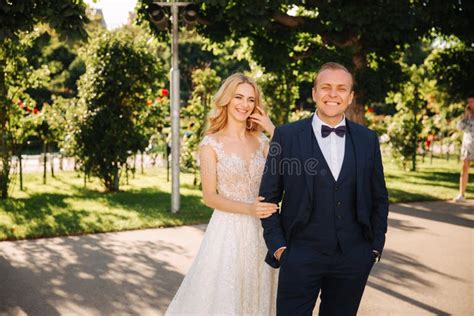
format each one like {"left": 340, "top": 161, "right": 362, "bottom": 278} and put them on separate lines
{"left": 85, "top": 0, "right": 138, "bottom": 29}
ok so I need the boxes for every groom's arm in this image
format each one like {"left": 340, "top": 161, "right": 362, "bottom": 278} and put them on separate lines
{"left": 370, "top": 132, "right": 389, "bottom": 258}
{"left": 259, "top": 128, "right": 286, "bottom": 266}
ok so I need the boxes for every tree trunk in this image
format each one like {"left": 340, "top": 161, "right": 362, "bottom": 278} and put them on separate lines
{"left": 411, "top": 87, "right": 420, "bottom": 172}
{"left": 166, "top": 149, "right": 170, "bottom": 182}
{"left": 59, "top": 154, "right": 63, "bottom": 171}
{"left": 0, "top": 54, "right": 10, "bottom": 199}
{"left": 430, "top": 141, "right": 434, "bottom": 164}
{"left": 43, "top": 141, "right": 47, "bottom": 184}
{"left": 125, "top": 163, "right": 129, "bottom": 185}
{"left": 132, "top": 155, "right": 136, "bottom": 179}
{"left": 446, "top": 142, "right": 450, "bottom": 161}
{"left": 19, "top": 152, "right": 23, "bottom": 191}
{"left": 347, "top": 50, "right": 367, "bottom": 125}
{"left": 49, "top": 144, "right": 55, "bottom": 178}
{"left": 112, "top": 168, "right": 120, "bottom": 192}
{"left": 345, "top": 95, "right": 365, "bottom": 125}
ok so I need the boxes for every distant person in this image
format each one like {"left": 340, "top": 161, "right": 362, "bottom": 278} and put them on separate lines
{"left": 454, "top": 95, "right": 474, "bottom": 202}
{"left": 166, "top": 73, "right": 278, "bottom": 315}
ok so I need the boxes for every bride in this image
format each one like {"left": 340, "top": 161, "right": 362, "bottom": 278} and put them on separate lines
{"left": 165, "top": 73, "right": 278, "bottom": 315}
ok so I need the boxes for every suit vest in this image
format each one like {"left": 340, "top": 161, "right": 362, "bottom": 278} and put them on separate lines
{"left": 292, "top": 129, "right": 365, "bottom": 254}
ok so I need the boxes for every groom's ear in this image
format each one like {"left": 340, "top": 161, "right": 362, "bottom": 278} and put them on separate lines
{"left": 348, "top": 90, "right": 354, "bottom": 105}
{"left": 312, "top": 87, "right": 317, "bottom": 103}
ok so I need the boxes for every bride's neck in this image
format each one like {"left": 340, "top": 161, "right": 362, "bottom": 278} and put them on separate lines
{"left": 221, "top": 121, "right": 248, "bottom": 140}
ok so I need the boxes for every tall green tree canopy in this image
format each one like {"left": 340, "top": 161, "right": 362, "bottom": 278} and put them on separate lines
{"left": 137, "top": 0, "right": 473, "bottom": 123}
{"left": 428, "top": 42, "right": 474, "bottom": 103}
{"left": 0, "top": 0, "right": 88, "bottom": 41}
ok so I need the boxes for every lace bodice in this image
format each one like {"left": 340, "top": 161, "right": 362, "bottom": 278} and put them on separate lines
{"left": 199, "top": 133, "right": 269, "bottom": 204}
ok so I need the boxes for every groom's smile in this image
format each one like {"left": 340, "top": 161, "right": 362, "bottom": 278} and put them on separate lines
{"left": 313, "top": 68, "right": 354, "bottom": 126}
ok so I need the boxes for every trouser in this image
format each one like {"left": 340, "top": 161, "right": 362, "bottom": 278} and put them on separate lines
{"left": 277, "top": 240, "right": 375, "bottom": 316}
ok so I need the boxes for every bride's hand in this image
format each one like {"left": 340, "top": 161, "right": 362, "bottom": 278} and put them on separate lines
{"left": 250, "top": 106, "right": 275, "bottom": 137}
{"left": 248, "top": 196, "right": 279, "bottom": 219}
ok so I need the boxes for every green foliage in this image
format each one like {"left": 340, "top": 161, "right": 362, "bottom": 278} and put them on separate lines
{"left": 179, "top": 34, "right": 251, "bottom": 102}
{"left": 75, "top": 31, "right": 165, "bottom": 192}
{"left": 0, "top": 0, "right": 88, "bottom": 199}
{"left": 181, "top": 68, "right": 221, "bottom": 184}
{"left": 23, "top": 26, "right": 85, "bottom": 101}
{"left": 258, "top": 71, "right": 300, "bottom": 126}
{"left": 140, "top": 90, "right": 171, "bottom": 163}
{"left": 428, "top": 40, "right": 474, "bottom": 103}
{"left": 386, "top": 65, "right": 428, "bottom": 171}
{"left": 288, "top": 110, "right": 312, "bottom": 123}
{"left": 42, "top": 96, "right": 86, "bottom": 157}
{"left": 136, "top": 0, "right": 473, "bottom": 123}
{"left": 0, "top": 1, "right": 89, "bottom": 41}
{"left": 1, "top": 33, "right": 42, "bottom": 198}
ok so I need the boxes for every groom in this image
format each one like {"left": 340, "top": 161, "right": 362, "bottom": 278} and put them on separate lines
{"left": 260, "top": 62, "right": 389, "bottom": 315}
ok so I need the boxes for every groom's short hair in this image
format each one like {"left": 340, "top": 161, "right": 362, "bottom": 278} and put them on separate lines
{"left": 314, "top": 62, "right": 354, "bottom": 91}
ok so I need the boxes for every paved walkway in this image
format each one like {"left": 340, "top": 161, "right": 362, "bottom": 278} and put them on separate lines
{"left": 0, "top": 200, "right": 472, "bottom": 316}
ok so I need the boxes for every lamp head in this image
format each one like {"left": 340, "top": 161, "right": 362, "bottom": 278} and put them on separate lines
{"left": 148, "top": 3, "right": 168, "bottom": 31}
{"left": 182, "top": 4, "right": 199, "bottom": 25}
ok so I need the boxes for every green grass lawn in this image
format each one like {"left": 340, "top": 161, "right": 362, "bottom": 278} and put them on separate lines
{"left": 0, "top": 168, "right": 212, "bottom": 241}
{"left": 384, "top": 154, "right": 473, "bottom": 203}
{"left": 0, "top": 154, "right": 472, "bottom": 241}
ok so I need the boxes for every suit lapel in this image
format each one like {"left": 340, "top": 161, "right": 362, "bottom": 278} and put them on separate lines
{"left": 298, "top": 117, "right": 315, "bottom": 202}
{"left": 346, "top": 120, "right": 366, "bottom": 208}
{"left": 335, "top": 134, "right": 351, "bottom": 183}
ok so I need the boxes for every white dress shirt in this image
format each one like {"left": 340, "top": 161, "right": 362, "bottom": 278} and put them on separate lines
{"left": 311, "top": 112, "right": 346, "bottom": 181}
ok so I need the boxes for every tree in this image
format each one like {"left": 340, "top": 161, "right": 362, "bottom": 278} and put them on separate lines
{"left": 75, "top": 31, "right": 164, "bottom": 192}
{"left": 0, "top": 1, "right": 88, "bottom": 199}
{"left": 181, "top": 67, "right": 221, "bottom": 185}
{"left": 257, "top": 71, "right": 300, "bottom": 126}
{"left": 428, "top": 39, "right": 474, "bottom": 103}
{"left": 8, "top": 98, "right": 39, "bottom": 191}
{"left": 178, "top": 33, "right": 251, "bottom": 103}
{"left": 137, "top": 0, "right": 473, "bottom": 125}
{"left": 140, "top": 89, "right": 170, "bottom": 173}
{"left": 386, "top": 64, "right": 429, "bottom": 171}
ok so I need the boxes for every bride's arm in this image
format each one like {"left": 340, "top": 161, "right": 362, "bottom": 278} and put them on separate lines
{"left": 199, "top": 145, "right": 278, "bottom": 218}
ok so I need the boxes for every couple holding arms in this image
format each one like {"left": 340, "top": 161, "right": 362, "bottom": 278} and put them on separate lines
{"left": 166, "top": 62, "right": 389, "bottom": 316}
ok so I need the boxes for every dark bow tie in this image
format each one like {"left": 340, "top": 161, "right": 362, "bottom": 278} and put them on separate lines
{"left": 321, "top": 125, "right": 346, "bottom": 138}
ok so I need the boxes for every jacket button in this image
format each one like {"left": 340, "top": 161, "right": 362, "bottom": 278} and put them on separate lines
{"left": 336, "top": 201, "right": 342, "bottom": 206}
{"left": 337, "top": 214, "right": 341, "bottom": 219}
{"left": 335, "top": 186, "right": 339, "bottom": 191}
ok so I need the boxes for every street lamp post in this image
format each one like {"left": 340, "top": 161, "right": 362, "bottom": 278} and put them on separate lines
{"left": 149, "top": 2, "right": 197, "bottom": 213}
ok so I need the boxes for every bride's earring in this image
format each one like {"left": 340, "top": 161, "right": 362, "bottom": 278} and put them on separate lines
{"left": 246, "top": 119, "right": 253, "bottom": 130}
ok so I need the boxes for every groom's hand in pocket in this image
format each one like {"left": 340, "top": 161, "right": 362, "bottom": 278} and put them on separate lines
{"left": 274, "top": 247, "right": 286, "bottom": 261}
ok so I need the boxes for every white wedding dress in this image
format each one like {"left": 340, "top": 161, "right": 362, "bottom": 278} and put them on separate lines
{"left": 165, "top": 133, "right": 278, "bottom": 315}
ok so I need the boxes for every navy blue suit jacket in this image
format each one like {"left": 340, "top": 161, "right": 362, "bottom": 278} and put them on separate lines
{"left": 259, "top": 116, "right": 389, "bottom": 268}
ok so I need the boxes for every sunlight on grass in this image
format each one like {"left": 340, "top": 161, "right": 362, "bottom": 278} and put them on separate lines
{"left": 1, "top": 168, "right": 211, "bottom": 240}
{"left": 382, "top": 152, "right": 473, "bottom": 203}
{"left": 1, "top": 154, "right": 472, "bottom": 240}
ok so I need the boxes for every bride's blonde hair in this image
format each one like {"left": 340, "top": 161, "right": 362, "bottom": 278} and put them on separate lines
{"left": 205, "top": 73, "right": 264, "bottom": 135}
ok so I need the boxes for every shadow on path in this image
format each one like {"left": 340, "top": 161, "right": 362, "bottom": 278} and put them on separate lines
{"left": 389, "top": 200, "right": 474, "bottom": 228}
{"left": 0, "top": 233, "right": 185, "bottom": 315}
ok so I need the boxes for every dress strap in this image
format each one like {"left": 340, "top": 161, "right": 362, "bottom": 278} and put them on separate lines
{"left": 199, "top": 135, "right": 224, "bottom": 158}
{"left": 258, "top": 133, "right": 269, "bottom": 153}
